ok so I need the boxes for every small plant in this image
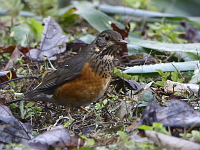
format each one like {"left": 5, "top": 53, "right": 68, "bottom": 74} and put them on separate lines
{"left": 117, "top": 130, "right": 158, "bottom": 149}
{"left": 123, "top": 0, "right": 156, "bottom": 10}
{"left": 4, "top": 142, "right": 31, "bottom": 150}
{"left": 191, "top": 130, "right": 200, "bottom": 142}
{"left": 24, "top": 0, "right": 58, "bottom": 17}
{"left": 180, "top": 130, "right": 200, "bottom": 142}
{"left": 147, "top": 22, "right": 186, "bottom": 43}
{"left": 155, "top": 69, "right": 185, "bottom": 86}
{"left": 171, "top": 71, "right": 184, "bottom": 82}
{"left": 138, "top": 122, "right": 170, "bottom": 135}
{"left": 155, "top": 69, "right": 170, "bottom": 86}
{"left": 19, "top": 101, "right": 42, "bottom": 119}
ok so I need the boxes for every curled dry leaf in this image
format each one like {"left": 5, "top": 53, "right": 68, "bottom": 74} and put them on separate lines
{"left": 28, "top": 128, "right": 85, "bottom": 150}
{"left": 111, "top": 76, "right": 144, "bottom": 93}
{"left": 26, "top": 16, "right": 69, "bottom": 61}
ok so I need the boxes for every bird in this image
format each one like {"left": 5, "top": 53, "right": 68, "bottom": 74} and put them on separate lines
{"left": 7, "top": 30, "right": 128, "bottom": 112}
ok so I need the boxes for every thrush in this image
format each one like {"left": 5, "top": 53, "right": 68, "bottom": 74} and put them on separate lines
{"left": 7, "top": 30, "right": 128, "bottom": 110}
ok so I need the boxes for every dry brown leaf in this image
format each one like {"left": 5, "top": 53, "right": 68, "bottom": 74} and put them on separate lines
{"left": 111, "top": 22, "right": 129, "bottom": 56}
{"left": 3, "top": 46, "right": 22, "bottom": 71}
{"left": 0, "top": 70, "right": 17, "bottom": 83}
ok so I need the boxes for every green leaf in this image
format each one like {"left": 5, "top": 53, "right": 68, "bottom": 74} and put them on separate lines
{"left": 137, "top": 125, "right": 153, "bottom": 130}
{"left": 98, "top": 4, "right": 174, "bottom": 18}
{"left": 156, "top": 69, "right": 170, "bottom": 77}
{"left": 64, "top": 119, "right": 74, "bottom": 127}
{"left": 95, "top": 103, "right": 101, "bottom": 109}
{"left": 74, "top": 4, "right": 124, "bottom": 32}
{"left": 0, "top": 0, "right": 24, "bottom": 17}
{"left": 171, "top": 71, "right": 184, "bottom": 82}
{"left": 85, "top": 139, "right": 95, "bottom": 146}
{"left": 152, "top": 0, "right": 200, "bottom": 16}
{"left": 146, "top": 22, "right": 186, "bottom": 43}
{"left": 155, "top": 79, "right": 166, "bottom": 87}
{"left": 11, "top": 23, "right": 31, "bottom": 46}
{"left": 117, "top": 131, "right": 127, "bottom": 139}
{"left": 128, "top": 36, "right": 200, "bottom": 55}
{"left": 26, "top": 102, "right": 35, "bottom": 108}
{"left": 152, "top": 122, "right": 170, "bottom": 135}
{"left": 74, "top": 5, "right": 200, "bottom": 61}
{"left": 123, "top": 61, "right": 199, "bottom": 74}
{"left": 32, "top": 107, "right": 42, "bottom": 112}
{"left": 20, "top": 17, "right": 43, "bottom": 41}
{"left": 153, "top": 122, "right": 163, "bottom": 128}
{"left": 191, "top": 130, "right": 200, "bottom": 140}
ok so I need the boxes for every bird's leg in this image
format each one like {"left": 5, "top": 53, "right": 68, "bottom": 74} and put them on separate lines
{"left": 78, "top": 106, "right": 91, "bottom": 113}
{"left": 78, "top": 106, "right": 90, "bottom": 114}
{"left": 79, "top": 106, "right": 96, "bottom": 118}
{"left": 65, "top": 105, "right": 73, "bottom": 119}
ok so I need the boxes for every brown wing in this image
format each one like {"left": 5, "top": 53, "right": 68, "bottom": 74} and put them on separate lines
{"left": 27, "top": 53, "right": 88, "bottom": 96}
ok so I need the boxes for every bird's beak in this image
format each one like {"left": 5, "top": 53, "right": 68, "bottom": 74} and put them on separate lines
{"left": 116, "top": 39, "right": 129, "bottom": 44}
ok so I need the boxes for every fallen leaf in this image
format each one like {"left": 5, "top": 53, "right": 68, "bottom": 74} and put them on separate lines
{"left": 180, "top": 20, "right": 200, "bottom": 43}
{"left": 0, "top": 104, "right": 32, "bottom": 144}
{"left": 28, "top": 127, "right": 85, "bottom": 150}
{"left": 26, "top": 17, "right": 69, "bottom": 61}
{"left": 0, "top": 45, "right": 16, "bottom": 54}
{"left": 111, "top": 22, "right": 129, "bottom": 56}
{"left": 137, "top": 98, "right": 200, "bottom": 129}
{"left": 0, "top": 70, "right": 17, "bottom": 83}
{"left": 111, "top": 76, "right": 144, "bottom": 93}
{"left": 3, "top": 46, "right": 22, "bottom": 71}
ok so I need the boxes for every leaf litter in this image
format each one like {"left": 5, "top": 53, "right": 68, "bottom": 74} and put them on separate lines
{"left": 1, "top": 6, "right": 200, "bottom": 149}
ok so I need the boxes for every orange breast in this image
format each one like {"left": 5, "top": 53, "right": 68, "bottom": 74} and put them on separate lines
{"left": 53, "top": 63, "right": 111, "bottom": 107}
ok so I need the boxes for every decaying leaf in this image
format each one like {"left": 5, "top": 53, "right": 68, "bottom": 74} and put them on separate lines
{"left": 0, "top": 71, "right": 17, "bottom": 84}
{"left": 136, "top": 98, "right": 200, "bottom": 129}
{"left": 26, "top": 17, "right": 69, "bottom": 61}
{"left": 3, "top": 46, "right": 22, "bottom": 71}
{"left": 0, "top": 45, "right": 16, "bottom": 54}
{"left": 28, "top": 127, "right": 85, "bottom": 150}
{"left": 111, "top": 22, "right": 129, "bottom": 56}
{"left": 111, "top": 76, "right": 144, "bottom": 93}
{"left": 0, "top": 104, "right": 32, "bottom": 144}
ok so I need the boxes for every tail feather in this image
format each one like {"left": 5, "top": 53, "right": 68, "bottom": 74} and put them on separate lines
{"left": 6, "top": 94, "right": 58, "bottom": 105}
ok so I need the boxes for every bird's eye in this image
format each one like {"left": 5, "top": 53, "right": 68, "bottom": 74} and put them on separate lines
{"left": 105, "top": 36, "right": 109, "bottom": 41}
